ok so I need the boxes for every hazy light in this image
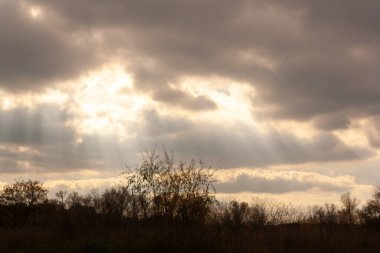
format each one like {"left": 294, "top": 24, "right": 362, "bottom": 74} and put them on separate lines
{"left": 1, "top": 97, "right": 13, "bottom": 110}
{"left": 29, "top": 7, "right": 42, "bottom": 19}
{"left": 69, "top": 64, "right": 148, "bottom": 137}
{"left": 40, "top": 90, "right": 68, "bottom": 106}
{"left": 180, "top": 77, "right": 256, "bottom": 124}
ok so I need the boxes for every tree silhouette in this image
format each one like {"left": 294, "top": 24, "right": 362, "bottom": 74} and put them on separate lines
{"left": 99, "top": 187, "right": 130, "bottom": 219}
{"left": 308, "top": 203, "right": 338, "bottom": 225}
{"left": 360, "top": 186, "right": 380, "bottom": 227}
{"left": 223, "top": 201, "right": 249, "bottom": 226}
{"left": 55, "top": 190, "right": 67, "bottom": 207}
{"left": 0, "top": 179, "right": 48, "bottom": 206}
{"left": 339, "top": 192, "right": 359, "bottom": 224}
{"left": 122, "top": 148, "right": 216, "bottom": 222}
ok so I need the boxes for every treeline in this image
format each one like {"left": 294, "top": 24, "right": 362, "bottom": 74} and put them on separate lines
{"left": 0, "top": 150, "right": 380, "bottom": 252}
{"left": 1, "top": 183, "right": 379, "bottom": 228}
{"left": 219, "top": 190, "right": 379, "bottom": 227}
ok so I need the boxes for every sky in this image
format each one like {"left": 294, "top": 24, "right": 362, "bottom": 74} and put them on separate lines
{"left": 1, "top": 0, "right": 380, "bottom": 205}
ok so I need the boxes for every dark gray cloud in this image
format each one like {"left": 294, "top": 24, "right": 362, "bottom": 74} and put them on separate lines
{"left": 215, "top": 173, "right": 351, "bottom": 194}
{"left": 138, "top": 111, "right": 373, "bottom": 168}
{"left": 0, "top": 157, "right": 27, "bottom": 174}
{"left": 0, "top": 105, "right": 373, "bottom": 175}
{"left": 265, "top": 0, "right": 380, "bottom": 39}
{"left": 313, "top": 113, "right": 351, "bottom": 131}
{"left": 0, "top": 0, "right": 99, "bottom": 92}
{"left": 367, "top": 130, "right": 380, "bottom": 149}
{"left": 26, "top": 0, "right": 380, "bottom": 120}
{"left": 33, "top": 134, "right": 129, "bottom": 172}
{"left": 0, "top": 104, "right": 128, "bottom": 173}
{"left": 1, "top": 0, "right": 379, "bottom": 197}
{"left": 366, "top": 117, "right": 380, "bottom": 148}
{"left": 153, "top": 88, "right": 217, "bottom": 111}
{"left": 0, "top": 104, "right": 74, "bottom": 146}
{"left": 141, "top": 109, "right": 191, "bottom": 137}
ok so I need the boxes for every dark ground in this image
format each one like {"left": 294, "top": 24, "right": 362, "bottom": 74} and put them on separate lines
{"left": 1, "top": 223, "right": 380, "bottom": 253}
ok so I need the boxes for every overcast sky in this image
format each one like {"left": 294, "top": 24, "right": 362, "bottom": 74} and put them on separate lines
{"left": 1, "top": 0, "right": 380, "bottom": 204}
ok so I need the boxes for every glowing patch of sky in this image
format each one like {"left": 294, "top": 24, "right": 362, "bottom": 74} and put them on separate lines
{"left": 64, "top": 64, "right": 149, "bottom": 138}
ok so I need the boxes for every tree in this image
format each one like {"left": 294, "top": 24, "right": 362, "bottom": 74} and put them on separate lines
{"left": 248, "top": 200, "right": 267, "bottom": 226}
{"left": 0, "top": 180, "right": 48, "bottom": 206}
{"left": 0, "top": 180, "right": 49, "bottom": 227}
{"left": 339, "top": 192, "right": 359, "bottom": 224}
{"left": 55, "top": 190, "right": 67, "bottom": 207}
{"left": 360, "top": 186, "right": 380, "bottom": 227}
{"left": 122, "top": 148, "right": 216, "bottom": 222}
{"left": 66, "top": 191, "right": 82, "bottom": 208}
{"left": 324, "top": 203, "right": 338, "bottom": 225}
{"left": 99, "top": 187, "right": 130, "bottom": 219}
{"left": 265, "top": 201, "right": 300, "bottom": 225}
{"left": 308, "top": 203, "right": 338, "bottom": 225}
{"left": 223, "top": 201, "right": 250, "bottom": 226}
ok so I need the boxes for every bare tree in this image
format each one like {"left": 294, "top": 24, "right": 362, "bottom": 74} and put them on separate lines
{"left": 360, "top": 186, "right": 380, "bottom": 226}
{"left": 0, "top": 180, "right": 48, "bottom": 206}
{"left": 122, "top": 148, "right": 216, "bottom": 222}
{"left": 248, "top": 200, "right": 268, "bottom": 226}
{"left": 339, "top": 192, "right": 359, "bottom": 224}
{"left": 224, "top": 201, "right": 250, "bottom": 226}
{"left": 267, "top": 202, "right": 300, "bottom": 225}
{"left": 100, "top": 187, "right": 130, "bottom": 218}
{"left": 66, "top": 191, "right": 82, "bottom": 208}
{"left": 55, "top": 190, "right": 67, "bottom": 207}
{"left": 324, "top": 203, "right": 338, "bottom": 225}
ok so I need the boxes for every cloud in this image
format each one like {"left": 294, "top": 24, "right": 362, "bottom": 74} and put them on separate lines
{"left": 138, "top": 111, "right": 373, "bottom": 168}
{"left": 0, "top": 0, "right": 379, "bottom": 202}
{"left": 0, "top": 104, "right": 130, "bottom": 173}
{"left": 0, "top": 0, "right": 99, "bottom": 92}
{"left": 214, "top": 170, "right": 354, "bottom": 194}
{"left": 141, "top": 109, "right": 192, "bottom": 137}
{"left": 313, "top": 113, "right": 351, "bottom": 131}
{"left": 365, "top": 117, "right": 380, "bottom": 149}
{"left": 44, "top": 177, "right": 120, "bottom": 197}
{"left": 24, "top": 0, "right": 380, "bottom": 121}
{"left": 153, "top": 88, "right": 217, "bottom": 111}
{"left": 0, "top": 158, "right": 27, "bottom": 174}
{"left": 0, "top": 104, "right": 74, "bottom": 146}
{"left": 0, "top": 104, "right": 373, "bottom": 175}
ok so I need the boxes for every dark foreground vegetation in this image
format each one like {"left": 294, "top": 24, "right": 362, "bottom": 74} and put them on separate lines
{"left": 1, "top": 150, "right": 380, "bottom": 252}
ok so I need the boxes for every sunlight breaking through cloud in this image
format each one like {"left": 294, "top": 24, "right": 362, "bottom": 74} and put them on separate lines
{"left": 0, "top": 0, "right": 380, "bottom": 205}
{"left": 68, "top": 64, "right": 149, "bottom": 138}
